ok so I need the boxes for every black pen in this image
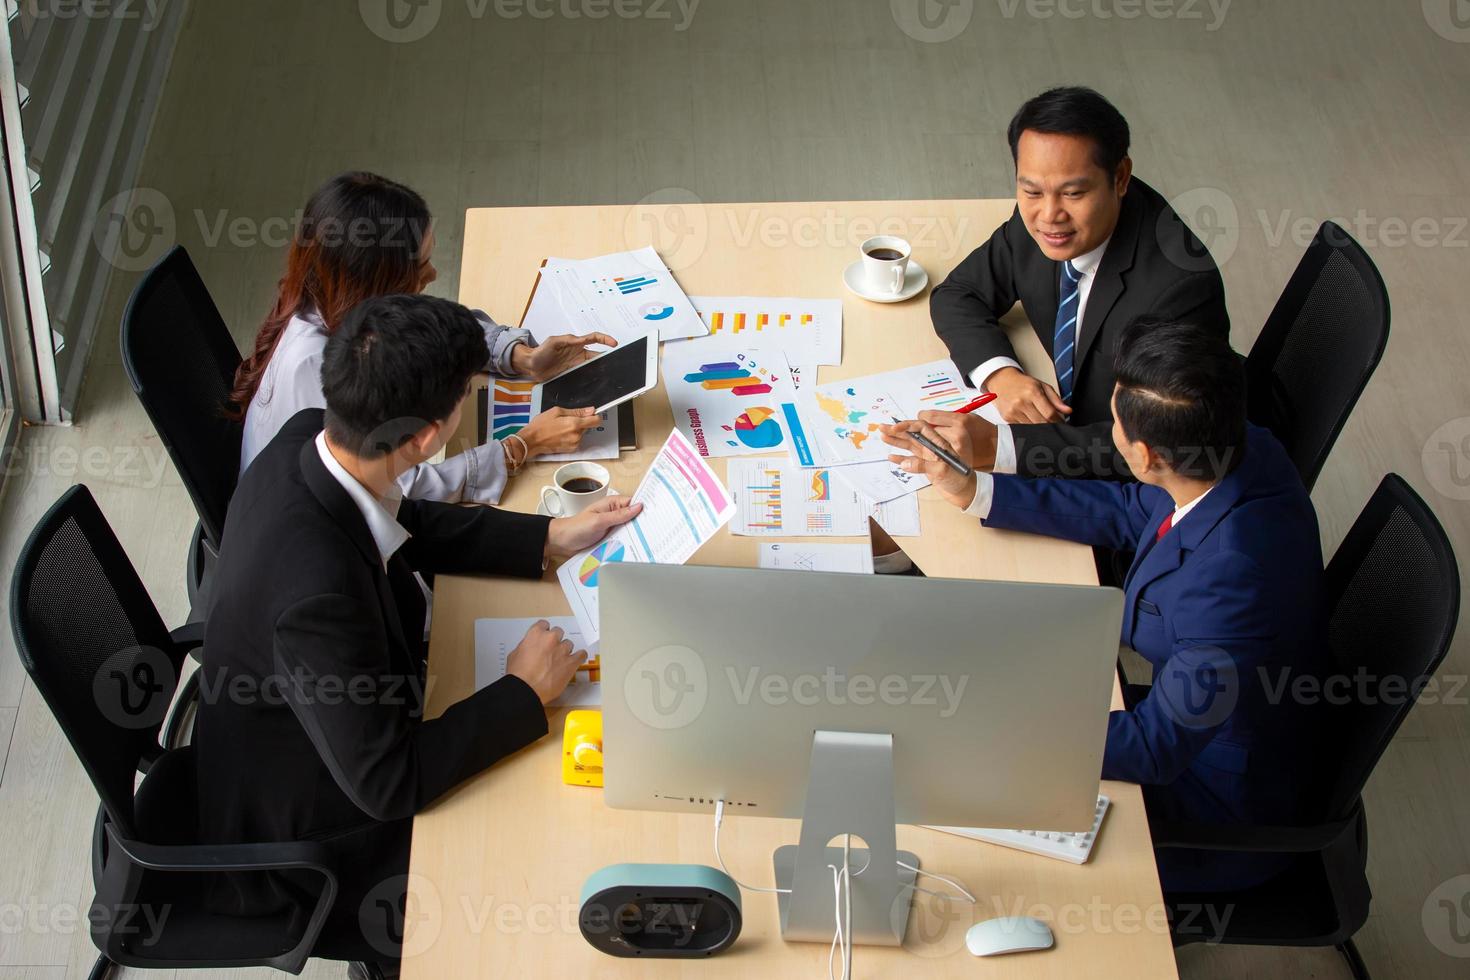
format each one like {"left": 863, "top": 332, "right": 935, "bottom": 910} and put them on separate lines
{"left": 889, "top": 417, "right": 973, "bottom": 477}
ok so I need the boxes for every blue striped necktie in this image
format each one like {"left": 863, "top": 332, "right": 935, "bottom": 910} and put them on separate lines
{"left": 1053, "top": 259, "right": 1080, "bottom": 403}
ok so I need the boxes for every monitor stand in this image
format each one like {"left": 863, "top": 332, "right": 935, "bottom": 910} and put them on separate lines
{"left": 773, "top": 731, "right": 919, "bottom": 946}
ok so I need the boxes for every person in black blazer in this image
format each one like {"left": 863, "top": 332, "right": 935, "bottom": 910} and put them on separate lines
{"left": 930, "top": 87, "right": 1230, "bottom": 481}
{"left": 194, "top": 295, "right": 640, "bottom": 977}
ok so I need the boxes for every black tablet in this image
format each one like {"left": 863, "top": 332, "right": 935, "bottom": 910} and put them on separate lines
{"left": 538, "top": 333, "right": 658, "bottom": 414}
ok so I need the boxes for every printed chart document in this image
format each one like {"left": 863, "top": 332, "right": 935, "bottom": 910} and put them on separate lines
{"left": 519, "top": 256, "right": 572, "bottom": 344}
{"left": 547, "top": 246, "right": 708, "bottom": 344}
{"left": 760, "top": 542, "right": 874, "bottom": 575}
{"left": 682, "top": 296, "right": 843, "bottom": 366}
{"left": 474, "top": 616, "right": 600, "bottom": 707}
{"left": 488, "top": 377, "right": 619, "bottom": 461}
{"left": 794, "top": 379, "right": 908, "bottom": 466}
{"left": 831, "top": 460, "right": 929, "bottom": 503}
{"left": 558, "top": 430, "right": 736, "bottom": 646}
{"left": 661, "top": 345, "right": 813, "bottom": 460}
{"left": 727, "top": 458, "right": 920, "bottom": 537}
{"left": 790, "top": 358, "right": 997, "bottom": 471}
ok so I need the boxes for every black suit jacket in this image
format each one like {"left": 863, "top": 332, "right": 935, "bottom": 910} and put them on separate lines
{"left": 930, "top": 177, "right": 1230, "bottom": 478}
{"left": 194, "top": 409, "right": 552, "bottom": 956}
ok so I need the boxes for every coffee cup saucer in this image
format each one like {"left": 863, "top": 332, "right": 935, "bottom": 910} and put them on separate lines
{"left": 537, "top": 487, "right": 619, "bottom": 517}
{"left": 843, "top": 259, "right": 929, "bottom": 303}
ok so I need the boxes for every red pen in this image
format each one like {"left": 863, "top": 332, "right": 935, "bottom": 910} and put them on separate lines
{"left": 954, "top": 393, "right": 998, "bottom": 414}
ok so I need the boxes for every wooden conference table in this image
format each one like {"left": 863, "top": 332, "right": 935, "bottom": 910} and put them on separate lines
{"left": 401, "top": 200, "right": 1178, "bottom": 978}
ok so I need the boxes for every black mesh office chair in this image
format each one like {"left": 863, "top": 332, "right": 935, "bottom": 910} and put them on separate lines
{"left": 1245, "top": 221, "right": 1390, "bottom": 492}
{"left": 10, "top": 486, "right": 338, "bottom": 979}
{"left": 1154, "top": 474, "right": 1459, "bottom": 980}
{"left": 120, "top": 245, "right": 243, "bottom": 620}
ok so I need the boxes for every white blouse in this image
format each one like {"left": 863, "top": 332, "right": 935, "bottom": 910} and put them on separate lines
{"left": 239, "top": 309, "right": 531, "bottom": 504}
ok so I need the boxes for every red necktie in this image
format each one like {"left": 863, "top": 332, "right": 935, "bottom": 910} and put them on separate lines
{"left": 1157, "top": 513, "right": 1174, "bottom": 541}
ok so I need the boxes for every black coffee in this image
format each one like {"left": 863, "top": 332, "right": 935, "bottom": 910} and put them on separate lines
{"left": 865, "top": 247, "right": 904, "bottom": 261}
{"left": 561, "top": 478, "right": 605, "bottom": 494}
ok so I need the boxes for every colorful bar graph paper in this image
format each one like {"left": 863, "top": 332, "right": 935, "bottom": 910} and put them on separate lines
{"left": 918, "top": 373, "right": 969, "bottom": 409}
{"left": 749, "top": 469, "right": 783, "bottom": 529}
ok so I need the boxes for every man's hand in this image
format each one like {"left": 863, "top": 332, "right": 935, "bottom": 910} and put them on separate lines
{"left": 518, "top": 407, "right": 603, "bottom": 458}
{"left": 505, "top": 619, "right": 586, "bottom": 705}
{"left": 917, "top": 409, "right": 999, "bottom": 471}
{"left": 513, "top": 333, "right": 618, "bottom": 382}
{"left": 985, "top": 367, "right": 1072, "bottom": 424}
{"left": 880, "top": 420, "right": 977, "bottom": 510}
{"left": 544, "top": 497, "right": 644, "bottom": 561}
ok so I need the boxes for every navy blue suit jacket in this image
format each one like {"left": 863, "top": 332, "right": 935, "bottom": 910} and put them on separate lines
{"left": 983, "top": 427, "right": 1327, "bottom": 887}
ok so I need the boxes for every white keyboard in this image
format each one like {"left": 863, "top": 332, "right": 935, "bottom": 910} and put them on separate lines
{"left": 924, "top": 795, "right": 1110, "bottom": 865}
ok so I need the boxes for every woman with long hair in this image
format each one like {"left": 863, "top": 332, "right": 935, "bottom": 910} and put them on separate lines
{"left": 229, "top": 171, "right": 611, "bottom": 503}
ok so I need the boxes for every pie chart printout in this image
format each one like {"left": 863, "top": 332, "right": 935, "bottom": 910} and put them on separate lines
{"left": 578, "top": 541, "right": 626, "bottom": 588}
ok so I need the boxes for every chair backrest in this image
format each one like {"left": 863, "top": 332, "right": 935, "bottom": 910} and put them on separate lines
{"left": 9, "top": 486, "right": 187, "bottom": 837}
{"left": 1323, "top": 474, "right": 1459, "bottom": 817}
{"left": 1245, "top": 221, "right": 1390, "bottom": 492}
{"left": 120, "top": 246, "right": 243, "bottom": 549}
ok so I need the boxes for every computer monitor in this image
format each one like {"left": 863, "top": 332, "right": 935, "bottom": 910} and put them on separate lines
{"left": 599, "top": 564, "right": 1123, "bottom": 947}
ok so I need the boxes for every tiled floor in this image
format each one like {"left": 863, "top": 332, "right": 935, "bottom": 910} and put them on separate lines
{"left": 2, "top": 1, "right": 1469, "bottom": 976}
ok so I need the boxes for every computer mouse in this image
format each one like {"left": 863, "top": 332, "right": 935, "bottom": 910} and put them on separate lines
{"left": 965, "top": 916, "right": 1055, "bottom": 956}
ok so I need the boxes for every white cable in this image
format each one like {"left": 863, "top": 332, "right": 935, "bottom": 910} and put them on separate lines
{"left": 897, "top": 860, "right": 977, "bottom": 904}
{"left": 827, "top": 864, "right": 844, "bottom": 980}
{"left": 713, "top": 800, "right": 791, "bottom": 895}
{"left": 826, "top": 835, "right": 853, "bottom": 980}
{"left": 712, "top": 801, "right": 975, "bottom": 979}
{"left": 843, "top": 836, "right": 852, "bottom": 979}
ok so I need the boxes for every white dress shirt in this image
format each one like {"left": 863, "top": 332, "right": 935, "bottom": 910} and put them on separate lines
{"left": 241, "top": 309, "right": 530, "bottom": 503}
{"left": 964, "top": 471, "right": 1217, "bottom": 534}
{"left": 970, "top": 237, "right": 1111, "bottom": 475}
{"left": 313, "top": 431, "right": 409, "bottom": 569}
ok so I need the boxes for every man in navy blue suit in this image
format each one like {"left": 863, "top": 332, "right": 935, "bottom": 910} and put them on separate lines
{"left": 882, "top": 317, "right": 1328, "bottom": 891}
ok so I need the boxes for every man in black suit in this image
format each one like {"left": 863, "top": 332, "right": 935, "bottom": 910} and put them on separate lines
{"left": 194, "top": 294, "right": 641, "bottom": 977}
{"left": 930, "top": 86, "right": 1230, "bottom": 480}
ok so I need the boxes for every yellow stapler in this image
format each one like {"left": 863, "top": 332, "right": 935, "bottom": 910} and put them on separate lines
{"left": 562, "top": 709, "right": 604, "bottom": 787}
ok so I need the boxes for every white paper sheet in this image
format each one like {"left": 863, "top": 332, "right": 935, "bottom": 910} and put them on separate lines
{"left": 830, "top": 459, "right": 930, "bottom": 503}
{"left": 760, "top": 543, "right": 874, "bottom": 575}
{"left": 546, "top": 246, "right": 707, "bottom": 343}
{"left": 792, "top": 380, "right": 908, "bottom": 466}
{"left": 679, "top": 296, "right": 843, "bottom": 366}
{"left": 557, "top": 430, "right": 736, "bottom": 646}
{"left": 519, "top": 258, "right": 572, "bottom": 344}
{"left": 727, "top": 458, "right": 920, "bottom": 537}
{"left": 661, "top": 346, "right": 808, "bottom": 460}
{"left": 474, "top": 616, "right": 600, "bottom": 707}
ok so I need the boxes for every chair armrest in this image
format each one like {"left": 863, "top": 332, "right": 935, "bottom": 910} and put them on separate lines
{"left": 1151, "top": 803, "right": 1360, "bottom": 854}
{"left": 109, "top": 833, "right": 338, "bottom": 877}
{"left": 106, "top": 831, "right": 339, "bottom": 975}
{"left": 168, "top": 621, "right": 206, "bottom": 655}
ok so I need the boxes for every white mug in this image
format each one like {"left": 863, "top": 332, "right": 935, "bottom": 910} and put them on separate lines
{"left": 861, "top": 235, "right": 911, "bottom": 295}
{"left": 540, "top": 462, "right": 610, "bottom": 517}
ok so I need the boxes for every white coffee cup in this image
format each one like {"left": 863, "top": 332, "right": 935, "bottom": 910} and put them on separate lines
{"left": 861, "top": 235, "right": 911, "bottom": 295}
{"left": 540, "top": 462, "right": 611, "bottom": 517}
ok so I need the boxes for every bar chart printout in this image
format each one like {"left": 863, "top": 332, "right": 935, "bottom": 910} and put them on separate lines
{"left": 684, "top": 296, "right": 843, "bottom": 366}
{"left": 727, "top": 458, "right": 919, "bottom": 537}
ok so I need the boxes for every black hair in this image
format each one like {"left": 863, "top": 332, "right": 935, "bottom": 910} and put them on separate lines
{"left": 1113, "top": 317, "right": 1245, "bottom": 481}
{"left": 321, "top": 294, "right": 488, "bottom": 459}
{"left": 1007, "top": 87, "right": 1131, "bottom": 175}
